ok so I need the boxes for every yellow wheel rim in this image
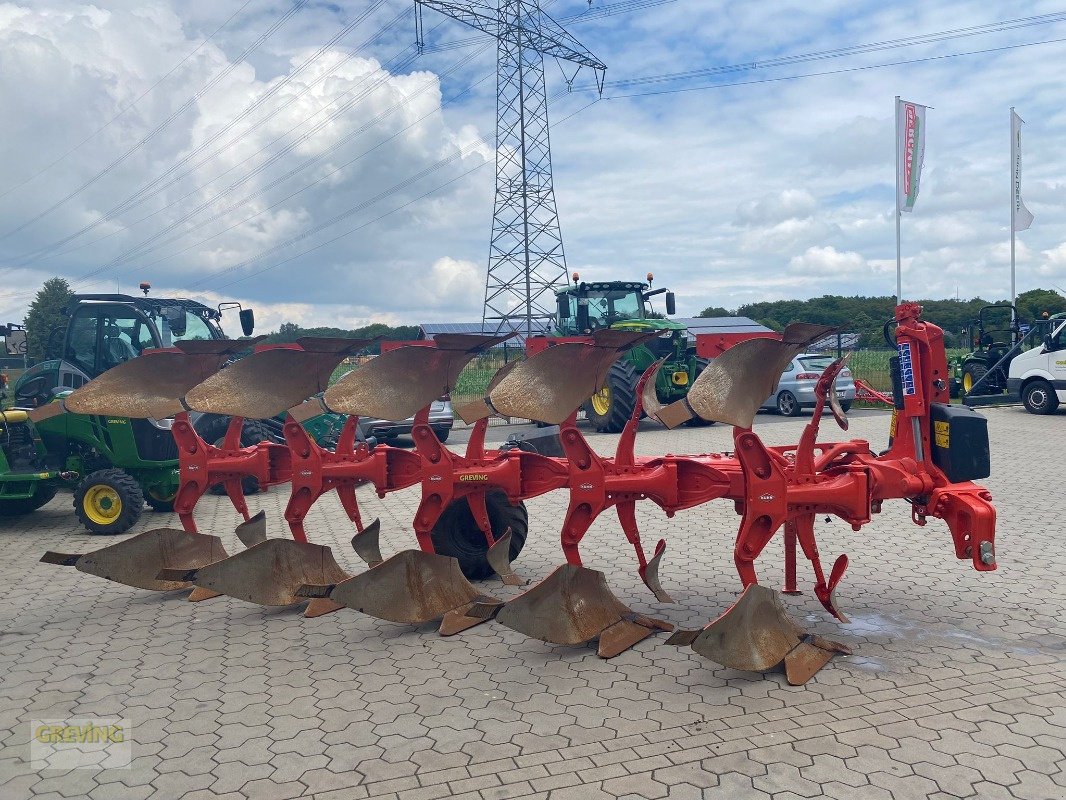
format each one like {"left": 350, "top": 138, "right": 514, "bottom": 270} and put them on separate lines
{"left": 962, "top": 373, "right": 973, "bottom": 393}
{"left": 590, "top": 385, "right": 611, "bottom": 416}
{"left": 84, "top": 485, "right": 122, "bottom": 525}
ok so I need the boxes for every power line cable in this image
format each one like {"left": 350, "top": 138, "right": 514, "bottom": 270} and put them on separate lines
{"left": 16, "top": 0, "right": 397, "bottom": 263}
{"left": 0, "top": 0, "right": 310, "bottom": 242}
{"left": 0, "top": 0, "right": 258, "bottom": 201}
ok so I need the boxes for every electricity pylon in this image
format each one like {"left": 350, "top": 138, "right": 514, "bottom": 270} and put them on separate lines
{"left": 415, "top": 1, "right": 605, "bottom": 335}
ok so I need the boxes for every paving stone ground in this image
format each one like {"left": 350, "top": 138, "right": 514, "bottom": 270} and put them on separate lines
{"left": 0, "top": 407, "right": 1063, "bottom": 800}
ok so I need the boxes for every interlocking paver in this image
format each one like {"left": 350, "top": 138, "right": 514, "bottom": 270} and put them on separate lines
{"left": 0, "top": 409, "right": 1063, "bottom": 799}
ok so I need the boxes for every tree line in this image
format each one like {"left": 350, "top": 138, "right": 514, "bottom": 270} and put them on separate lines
{"left": 699, "top": 288, "right": 1066, "bottom": 348}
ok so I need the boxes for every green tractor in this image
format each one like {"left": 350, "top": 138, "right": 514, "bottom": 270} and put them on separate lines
{"left": 5, "top": 290, "right": 257, "bottom": 533}
{"left": 956, "top": 303, "right": 1019, "bottom": 397}
{"left": 552, "top": 276, "right": 710, "bottom": 433}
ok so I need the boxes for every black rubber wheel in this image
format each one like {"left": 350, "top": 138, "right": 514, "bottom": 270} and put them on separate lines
{"left": 583, "top": 360, "right": 638, "bottom": 433}
{"left": 195, "top": 416, "right": 271, "bottom": 496}
{"left": 430, "top": 491, "right": 528, "bottom": 580}
{"left": 1023, "top": 380, "right": 1059, "bottom": 415}
{"left": 0, "top": 483, "right": 57, "bottom": 516}
{"left": 949, "top": 378, "right": 961, "bottom": 399}
{"left": 74, "top": 469, "right": 143, "bottom": 535}
{"left": 962, "top": 363, "right": 990, "bottom": 396}
{"left": 433, "top": 427, "right": 451, "bottom": 444}
{"left": 776, "top": 390, "right": 801, "bottom": 416}
{"left": 685, "top": 356, "right": 716, "bottom": 426}
{"left": 144, "top": 488, "right": 175, "bottom": 512}
{"left": 840, "top": 401, "right": 852, "bottom": 413}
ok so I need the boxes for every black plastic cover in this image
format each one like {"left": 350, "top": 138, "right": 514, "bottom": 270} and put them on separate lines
{"left": 930, "top": 404, "right": 990, "bottom": 482}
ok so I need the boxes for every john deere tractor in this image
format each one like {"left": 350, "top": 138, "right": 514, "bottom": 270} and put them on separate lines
{"left": 553, "top": 276, "right": 709, "bottom": 433}
{"left": 5, "top": 289, "right": 258, "bottom": 533}
{"left": 957, "top": 303, "right": 1019, "bottom": 397}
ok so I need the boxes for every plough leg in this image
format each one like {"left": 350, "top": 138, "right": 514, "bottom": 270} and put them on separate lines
{"left": 617, "top": 501, "right": 672, "bottom": 603}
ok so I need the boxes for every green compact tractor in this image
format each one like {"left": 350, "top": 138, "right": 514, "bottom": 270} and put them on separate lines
{"left": 5, "top": 290, "right": 258, "bottom": 533}
{"left": 552, "top": 276, "right": 709, "bottom": 433}
{"left": 956, "top": 304, "right": 1019, "bottom": 397}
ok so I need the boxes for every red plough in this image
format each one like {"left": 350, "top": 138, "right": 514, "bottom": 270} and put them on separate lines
{"left": 41, "top": 304, "right": 997, "bottom": 685}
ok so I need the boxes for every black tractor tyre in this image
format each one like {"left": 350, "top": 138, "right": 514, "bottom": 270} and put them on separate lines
{"left": 840, "top": 401, "right": 853, "bottom": 413}
{"left": 583, "top": 359, "right": 638, "bottom": 433}
{"left": 430, "top": 491, "right": 528, "bottom": 581}
{"left": 0, "top": 483, "right": 58, "bottom": 516}
{"left": 685, "top": 357, "right": 716, "bottom": 426}
{"left": 961, "top": 363, "right": 990, "bottom": 396}
{"left": 195, "top": 416, "right": 272, "bottom": 496}
{"left": 144, "top": 488, "right": 175, "bottom": 513}
{"left": 1022, "top": 380, "right": 1059, "bottom": 415}
{"left": 949, "top": 377, "right": 961, "bottom": 399}
{"left": 776, "top": 390, "right": 802, "bottom": 416}
{"left": 74, "top": 469, "right": 144, "bottom": 535}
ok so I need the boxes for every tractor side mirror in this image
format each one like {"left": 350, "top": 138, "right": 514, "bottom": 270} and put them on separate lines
{"left": 665, "top": 292, "right": 676, "bottom": 316}
{"left": 163, "top": 306, "right": 186, "bottom": 337}
{"left": 557, "top": 295, "right": 570, "bottom": 320}
{"left": 239, "top": 308, "right": 255, "bottom": 336}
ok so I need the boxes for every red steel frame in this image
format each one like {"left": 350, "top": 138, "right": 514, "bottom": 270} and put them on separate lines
{"left": 172, "top": 303, "right": 996, "bottom": 610}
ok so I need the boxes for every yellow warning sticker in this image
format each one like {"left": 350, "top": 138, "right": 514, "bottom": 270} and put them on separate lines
{"left": 889, "top": 410, "right": 898, "bottom": 438}
{"left": 934, "top": 420, "right": 950, "bottom": 449}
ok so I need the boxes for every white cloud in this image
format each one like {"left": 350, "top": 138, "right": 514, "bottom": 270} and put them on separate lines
{"left": 3, "top": 0, "right": 1066, "bottom": 329}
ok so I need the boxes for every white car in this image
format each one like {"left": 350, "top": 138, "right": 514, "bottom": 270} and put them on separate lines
{"left": 762, "top": 354, "right": 856, "bottom": 416}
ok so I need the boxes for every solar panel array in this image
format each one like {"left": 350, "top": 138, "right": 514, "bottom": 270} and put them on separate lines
{"left": 809, "top": 332, "right": 861, "bottom": 352}
{"left": 419, "top": 321, "right": 553, "bottom": 347}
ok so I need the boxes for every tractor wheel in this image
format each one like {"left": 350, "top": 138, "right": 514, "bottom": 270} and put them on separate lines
{"left": 430, "top": 491, "right": 528, "bottom": 580}
{"left": 0, "top": 483, "right": 57, "bottom": 516}
{"left": 144, "top": 487, "right": 176, "bottom": 513}
{"left": 776, "top": 390, "right": 801, "bottom": 417}
{"left": 961, "top": 363, "right": 989, "bottom": 396}
{"left": 195, "top": 416, "right": 271, "bottom": 496}
{"left": 1022, "top": 380, "right": 1059, "bottom": 415}
{"left": 74, "top": 469, "right": 143, "bottom": 535}
{"left": 840, "top": 401, "right": 852, "bottom": 413}
{"left": 686, "top": 357, "right": 716, "bottom": 426}
{"left": 584, "top": 360, "right": 638, "bottom": 433}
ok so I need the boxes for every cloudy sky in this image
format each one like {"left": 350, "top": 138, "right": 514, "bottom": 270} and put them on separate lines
{"left": 1, "top": 0, "right": 1065, "bottom": 332}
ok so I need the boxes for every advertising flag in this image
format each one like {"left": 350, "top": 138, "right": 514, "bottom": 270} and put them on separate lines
{"left": 896, "top": 99, "right": 928, "bottom": 213}
{"left": 1011, "top": 110, "right": 1034, "bottom": 231}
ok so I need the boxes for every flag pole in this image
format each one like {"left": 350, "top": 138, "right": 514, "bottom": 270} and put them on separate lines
{"left": 894, "top": 96, "right": 902, "bottom": 303}
{"left": 1010, "top": 106, "right": 1017, "bottom": 314}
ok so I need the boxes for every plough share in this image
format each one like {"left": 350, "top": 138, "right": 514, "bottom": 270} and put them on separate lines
{"left": 42, "top": 303, "right": 996, "bottom": 684}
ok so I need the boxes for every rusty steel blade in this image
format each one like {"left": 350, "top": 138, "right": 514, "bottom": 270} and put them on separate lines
{"left": 183, "top": 339, "right": 369, "bottom": 419}
{"left": 640, "top": 360, "right": 668, "bottom": 423}
{"left": 783, "top": 634, "right": 852, "bottom": 685}
{"left": 235, "top": 511, "right": 268, "bottom": 548}
{"left": 63, "top": 350, "right": 228, "bottom": 419}
{"left": 325, "top": 346, "right": 473, "bottom": 421}
{"left": 432, "top": 332, "right": 517, "bottom": 351}
{"left": 188, "top": 539, "right": 350, "bottom": 606}
{"left": 173, "top": 337, "right": 265, "bottom": 355}
{"left": 492, "top": 563, "right": 671, "bottom": 652}
{"left": 314, "top": 550, "right": 490, "bottom": 625}
{"left": 351, "top": 519, "right": 383, "bottom": 567}
{"left": 40, "top": 529, "right": 229, "bottom": 592}
{"left": 641, "top": 542, "right": 674, "bottom": 604}
{"left": 827, "top": 353, "right": 852, "bottom": 431}
{"left": 684, "top": 324, "right": 838, "bottom": 428}
{"left": 669, "top": 584, "right": 801, "bottom": 672}
{"left": 486, "top": 529, "right": 524, "bottom": 586}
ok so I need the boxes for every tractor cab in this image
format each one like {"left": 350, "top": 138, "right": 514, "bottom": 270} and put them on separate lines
{"left": 14, "top": 293, "right": 254, "bottom": 406}
{"left": 554, "top": 278, "right": 677, "bottom": 337}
